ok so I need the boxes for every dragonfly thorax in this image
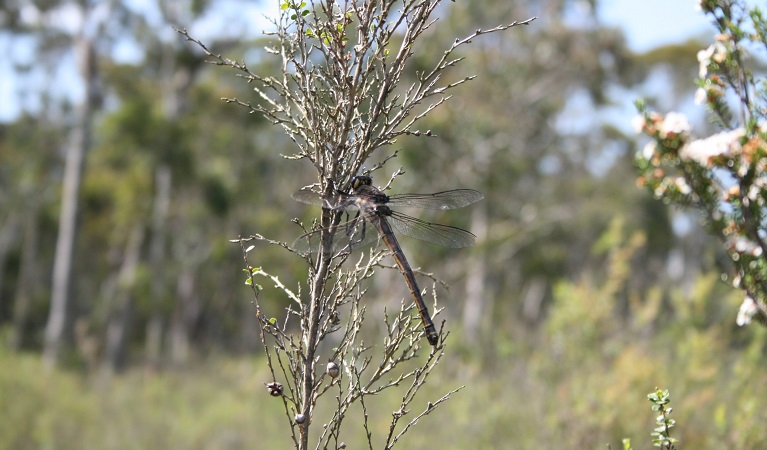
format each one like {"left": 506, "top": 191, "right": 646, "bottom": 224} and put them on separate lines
{"left": 374, "top": 204, "right": 393, "bottom": 216}
{"left": 352, "top": 194, "right": 392, "bottom": 216}
{"left": 351, "top": 179, "right": 390, "bottom": 205}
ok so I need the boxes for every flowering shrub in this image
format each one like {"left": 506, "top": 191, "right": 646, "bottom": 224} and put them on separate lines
{"left": 634, "top": 0, "right": 767, "bottom": 326}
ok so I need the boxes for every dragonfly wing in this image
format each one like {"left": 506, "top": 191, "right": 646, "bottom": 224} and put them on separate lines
{"left": 291, "top": 190, "right": 325, "bottom": 207}
{"left": 292, "top": 190, "right": 353, "bottom": 210}
{"left": 293, "top": 218, "right": 380, "bottom": 254}
{"left": 387, "top": 190, "right": 484, "bottom": 210}
{"left": 387, "top": 212, "right": 477, "bottom": 248}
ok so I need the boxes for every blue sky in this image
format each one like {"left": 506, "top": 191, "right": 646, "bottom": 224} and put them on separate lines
{"left": 599, "top": 0, "right": 711, "bottom": 52}
{"left": 0, "top": 0, "right": 715, "bottom": 122}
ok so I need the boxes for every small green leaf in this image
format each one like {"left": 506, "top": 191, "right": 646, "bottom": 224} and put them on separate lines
{"left": 635, "top": 98, "right": 646, "bottom": 112}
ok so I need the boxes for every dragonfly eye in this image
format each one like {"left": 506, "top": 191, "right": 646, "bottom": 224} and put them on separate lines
{"left": 352, "top": 176, "right": 373, "bottom": 190}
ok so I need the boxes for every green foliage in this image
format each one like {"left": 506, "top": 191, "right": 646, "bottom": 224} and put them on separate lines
{"left": 281, "top": 0, "right": 310, "bottom": 21}
{"left": 521, "top": 219, "right": 767, "bottom": 448}
{"left": 3, "top": 222, "right": 767, "bottom": 448}
{"left": 648, "top": 388, "right": 678, "bottom": 449}
{"left": 0, "top": 346, "right": 289, "bottom": 449}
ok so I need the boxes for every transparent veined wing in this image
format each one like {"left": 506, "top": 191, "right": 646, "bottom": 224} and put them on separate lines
{"left": 291, "top": 190, "right": 353, "bottom": 211}
{"left": 386, "top": 211, "right": 477, "bottom": 248}
{"left": 292, "top": 217, "right": 380, "bottom": 255}
{"left": 387, "top": 189, "right": 484, "bottom": 210}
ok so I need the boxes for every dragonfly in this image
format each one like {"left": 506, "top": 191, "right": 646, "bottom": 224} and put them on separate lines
{"left": 292, "top": 175, "right": 484, "bottom": 346}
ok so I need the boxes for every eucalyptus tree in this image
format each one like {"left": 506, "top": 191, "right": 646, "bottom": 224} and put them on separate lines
{"left": 86, "top": 0, "right": 275, "bottom": 372}
{"left": 0, "top": 0, "right": 135, "bottom": 367}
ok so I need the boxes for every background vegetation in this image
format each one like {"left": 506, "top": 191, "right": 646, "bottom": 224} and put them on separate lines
{"left": 1, "top": 0, "right": 766, "bottom": 448}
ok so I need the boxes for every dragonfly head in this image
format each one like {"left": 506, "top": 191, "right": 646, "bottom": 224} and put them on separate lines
{"left": 352, "top": 176, "right": 373, "bottom": 191}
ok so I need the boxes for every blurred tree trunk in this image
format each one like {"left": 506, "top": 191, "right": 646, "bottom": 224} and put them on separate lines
{"left": 44, "top": 36, "right": 98, "bottom": 368}
{"left": 103, "top": 225, "right": 145, "bottom": 373}
{"left": 170, "top": 266, "right": 201, "bottom": 365}
{"left": 0, "top": 214, "right": 20, "bottom": 323}
{"left": 11, "top": 209, "right": 40, "bottom": 350}
{"left": 462, "top": 202, "right": 489, "bottom": 342}
{"left": 144, "top": 5, "right": 203, "bottom": 365}
{"left": 145, "top": 165, "right": 171, "bottom": 370}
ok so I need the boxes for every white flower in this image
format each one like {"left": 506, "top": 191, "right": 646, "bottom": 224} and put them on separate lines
{"left": 697, "top": 46, "right": 714, "bottom": 64}
{"left": 679, "top": 128, "right": 744, "bottom": 166}
{"left": 697, "top": 42, "right": 727, "bottom": 78}
{"left": 698, "top": 46, "right": 715, "bottom": 77}
{"left": 754, "top": 175, "right": 767, "bottom": 190}
{"left": 737, "top": 161, "right": 748, "bottom": 178}
{"left": 736, "top": 296, "right": 758, "bottom": 326}
{"left": 674, "top": 177, "right": 691, "bottom": 195}
{"left": 694, "top": 87, "right": 707, "bottom": 105}
{"left": 631, "top": 115, "right": 646, "bottom": 134}
{"left": 659, "top": 112, "right": 690, "bottom": 138}
{"left": 712, "top": 39, "right": 728, "bottom": 63}
{"left": 732, "top": 273, "right": 742, "bottom": 288}
{"left": 641, "top": 141, "right": 656, "bottom": 160}
{"left": 730, "top": 237, "right": 759, "bottom": 255}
